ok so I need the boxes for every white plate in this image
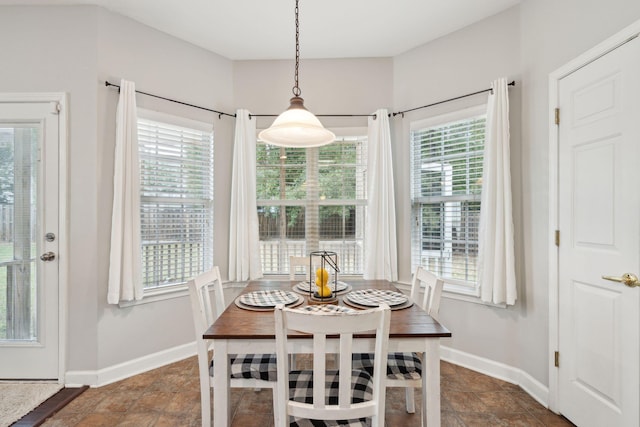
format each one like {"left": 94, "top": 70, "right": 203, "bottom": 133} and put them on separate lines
{"left": 238, "top": 290, "right": 300, "bottom": 307}
{"left": 345, "top": 289, "right": 408, "bottom": 307}
{"left": 295, "top": 281, "right": 349, "bottom": 293}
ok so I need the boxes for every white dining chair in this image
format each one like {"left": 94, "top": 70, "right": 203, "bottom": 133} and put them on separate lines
{"left": 274, "top": 303, "right": 390, "bottom": 427}
{"left": 352, "top": 266, "right": 444, "bottom": 414}
{"left": 188, "top": 266, "right": 280, "bottom": 427}
{"left": 289, "top": 256, "right": 311, "bottom": 281}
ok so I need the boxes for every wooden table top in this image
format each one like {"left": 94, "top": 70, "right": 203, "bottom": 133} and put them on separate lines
{"left": 204, "top": 279, "right": 451, "bottom": 340}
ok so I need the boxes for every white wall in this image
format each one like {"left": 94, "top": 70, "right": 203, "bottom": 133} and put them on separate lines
{"left": 0, "top": 5, "right": 236, "bottom": 374}
{"left": 94, "top": 8, "right": 236, "bottom": 369}
{"left": 233, "top": 57, "right": 393, "bottom": 133}
{"left": 0, "top": 5, "right": 101, "bottom": 372}
{"left": 2, "top": 0, "right": 640, "bottom": 390}
{"left": 393, "top": 0, "right": 640, "bottom": 389}
{"left": 392, "top": 4, "right": 528, "bottom": 376}
{"left": 517, "top": 0, "right": 640, "bottom": 383}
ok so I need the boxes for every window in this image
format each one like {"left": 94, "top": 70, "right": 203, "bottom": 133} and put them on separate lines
{"left": 410, "top": 106, "right": 486, "bottom": 295}
{"left": 137, "top": 110, "right": 214, "bottom": 290}
{"left": 256, "top": 135, "right": 367, "bottom": 275}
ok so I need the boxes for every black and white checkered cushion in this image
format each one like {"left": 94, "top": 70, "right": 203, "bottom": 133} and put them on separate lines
{"left": 288, "top": 369, "right": 373, "bottom": 427}
{"left": 209, "top": 353, "right": 277, "bottom": 381}
{"left": 351, "top": 352, "right": 422, "bottom": 380}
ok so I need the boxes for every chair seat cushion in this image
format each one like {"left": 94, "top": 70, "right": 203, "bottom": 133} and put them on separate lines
{"left": 209, "top": 353, "right": 277, "bottom": 381}
{"left": 288, "top": 369, "right": 373, "bottom": 427}
{"left": 352, "top": 352, "right": 422, "bottom": 380}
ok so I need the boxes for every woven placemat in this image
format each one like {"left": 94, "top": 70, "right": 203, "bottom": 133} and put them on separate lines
{"left": 345, "top": 289, "right": 408, "bottom": 307}
{"left": 235, "top": 294, "right": 304, "bottom": 311}
{"left": 343, "top": 297, "right": 414, "bottom": 311}
{"left": 296, "top": 304, "right": 357, "bottom": 314}
{"left": 294, "top": 281, "right": 349, "bottom": 293}
{"left": 238, "top": 289, "right": 300, "bottom": 307}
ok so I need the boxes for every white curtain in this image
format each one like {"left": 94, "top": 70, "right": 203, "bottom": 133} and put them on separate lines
{"left": 364, "top": 109, "right": 398, "bottom": 281}
{"left": 228, "top": 109, "right": 263, "bottom": 281}
{"left": 108, "top": 79, "right": 143, "bottom": 304}
{"left": 478, "top": 78, "right": 517, "bottom": 305}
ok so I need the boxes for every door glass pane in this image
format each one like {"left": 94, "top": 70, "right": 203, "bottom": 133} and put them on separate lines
{"left": 0, "top": 125, "right": 39, "bottom": 341}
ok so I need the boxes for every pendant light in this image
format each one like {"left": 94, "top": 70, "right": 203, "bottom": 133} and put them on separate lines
{"left": 258, "top": 0, "right": 335, "bottom": 148}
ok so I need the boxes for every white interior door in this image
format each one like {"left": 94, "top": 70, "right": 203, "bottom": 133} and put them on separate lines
{"left": 0, "top": 99, "right": 60, "bottom": 379}
{"left": 557, "top": 36, "right": 640, "bottom": 426}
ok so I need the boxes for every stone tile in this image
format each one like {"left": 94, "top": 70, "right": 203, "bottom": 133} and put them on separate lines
{"left": 117, "top": 371, "right": 158, "bottom": 391}
{"left": 496, "top": 412, "right": 546, "bottom": 426}
{"left": 165, "top": 390, "right": 200, "bottom": 414}
{"left": 441, "top": 410, "right": 466, "bottom": 427}
{"left": 474, "top": 391, "right": 528, "bottom": 413}
{"left": 385, "top": 387, "right": 414, "bottom": 413}
{"left": 529, "top": 410, "right": 576, "bottom": 426}
{"left": 230, "top": 412, "right": 274, "bottom": 427}
{"left": 385, "top": 412, "right": 422, "bottom": 427}
{"left": 155, "top": 412, "right": 199, "bottom": 427}
{"left": 74, "top": 413, "right": 124, "bottom": 427}
{"left": 113, "top": 412, "right": 158, "bottom": 427}
{"left": 234, "top": 389, "right": 274, "bottom": 414}
{"left": 36, "top": 355, "right": 572, "bottom": 427}
{"left": 57, "top": 388, "right": 104, "bottom": 414}
{"left": 512, "top": 390, "right": 548, "bottom": 412}
{"left": 457, "top": 412, "right": 504, "bottom": 427}
{"left": 129, "top": 391, "right": 175, "bottom": 413}
{"left": 42, "top": 412, "right": 86, "bottom": 426}
{"left": 443, "top": 390, "right": 488, "bottom": 413}
{"left": 93, "top": 391, "right": 139, "bottom": 413}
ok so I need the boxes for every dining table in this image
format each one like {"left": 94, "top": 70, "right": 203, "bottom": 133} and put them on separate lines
{"left": 203, "top": 279, "right": 451, "bottom": 427}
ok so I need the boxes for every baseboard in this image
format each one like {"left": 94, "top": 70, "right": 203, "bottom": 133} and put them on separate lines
{"left": 65, "top": 342, "right": 196, "bottom": 387}
{"left": 441, "top": 345, "right": 549, "bottom": 408}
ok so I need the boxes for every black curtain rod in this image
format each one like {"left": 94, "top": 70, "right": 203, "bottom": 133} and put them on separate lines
{"left": 104, "top": 81, "right": 237, "bottom": 119}
{"left": 249, "top": 113, "right": 376, "bottom": 119}
{"left": 392, "top": 80, "right": 516, "bottom": 118}
{"left": 105, "top": 79, "right": 514, "bottom": 121}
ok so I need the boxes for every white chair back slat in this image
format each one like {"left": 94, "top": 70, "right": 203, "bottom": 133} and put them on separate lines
{"left": 274, "top": 303, "right": 390, "bottom": 426}
{"left": 410, "top": 266, "right": 445, "bottom": 321}
{"left": 289, "top": 256, "right": 311, "bottom": 280}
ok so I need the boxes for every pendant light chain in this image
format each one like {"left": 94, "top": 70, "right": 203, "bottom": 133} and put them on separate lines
{"left": 293, "top": 0, "right": 301, "bottom": 97}
{"left": 257, "top": 0, "right": 334, "bottom": 148}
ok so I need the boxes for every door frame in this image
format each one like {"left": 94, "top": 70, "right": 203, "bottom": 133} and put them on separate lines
{"left": 0, "top": 92, "right": 68, "bottom": 382}
{"left": 548, "top": 20, "right": 640, "bottom": 413}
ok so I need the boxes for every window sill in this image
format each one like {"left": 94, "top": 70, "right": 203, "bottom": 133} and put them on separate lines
{"left": 118, "top": 284, "right": 189, "bottom": 308}
{"left": 116, "top": 280, "right": 252, "bottom": 308}
{"left": 394, "top": 280, "right": 507, "bottom": 309}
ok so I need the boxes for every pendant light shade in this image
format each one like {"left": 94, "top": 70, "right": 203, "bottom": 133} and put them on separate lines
{"left": 258, "top": 0, "right": 334, "bottom": 148}
{"left": 258, "top": 96, "right": 335, "bottom": 148}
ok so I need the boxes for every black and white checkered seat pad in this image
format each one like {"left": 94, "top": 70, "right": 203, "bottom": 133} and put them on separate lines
{"left": 288, "top": 369, "right": 373, "bottom": 427}
{"left": 351, "top": 352, "right": 422, "bottom": 380}
{"left": 209, "top": 353, "right": 277, "bottom": 381}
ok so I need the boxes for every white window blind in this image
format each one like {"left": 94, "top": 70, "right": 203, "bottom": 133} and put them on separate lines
{"left": 137, "top": 113, "right": 214, "bottom": 289}
{"left": 256, "top": 136, "right": 367, "bottom": 275}
{"left": 410, "top": 107, "right": 485, "bottom": 293}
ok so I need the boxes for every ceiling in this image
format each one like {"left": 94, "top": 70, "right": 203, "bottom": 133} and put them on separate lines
{"left": 5, "top": 0, "right": 521, "bottom": 60}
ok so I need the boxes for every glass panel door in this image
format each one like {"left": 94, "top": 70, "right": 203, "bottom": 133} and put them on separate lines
{"left": 0, "top": 98, "right": 60, "bottom": 380}
{"left": 0, "top": 125, "right": 38, "bottom": 342}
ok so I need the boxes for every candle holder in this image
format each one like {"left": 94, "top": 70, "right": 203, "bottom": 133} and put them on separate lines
{"left": 308, "top": 250, "right": 339, "bottom": 304}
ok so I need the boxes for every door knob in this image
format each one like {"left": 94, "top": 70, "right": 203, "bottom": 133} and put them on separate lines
{"left": 40, "top": 251, "right": 56, "bottom": 262}
{"left": 602, "top": 273, "right": 640, "bottom": 288}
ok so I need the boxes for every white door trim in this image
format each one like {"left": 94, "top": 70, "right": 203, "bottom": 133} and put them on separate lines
{"left": 548, "top": 20, "right": 640, "bottom": 413}
{"left": 0, "top": 92, "right": 68, "bottom": 383}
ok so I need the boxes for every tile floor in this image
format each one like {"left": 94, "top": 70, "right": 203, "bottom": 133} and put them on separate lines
{"left": 41, "top": 356, "right": 575, "bottom": 427}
